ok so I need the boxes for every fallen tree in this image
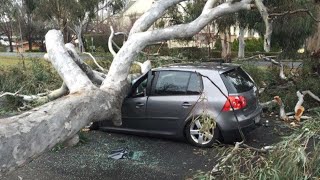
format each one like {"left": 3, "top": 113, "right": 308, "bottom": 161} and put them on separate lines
{"left": 0, "top": 0, "right": 256, "bottom": 175}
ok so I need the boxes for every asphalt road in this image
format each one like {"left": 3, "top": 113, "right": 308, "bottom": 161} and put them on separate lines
{"left": 2, "top": 117, "right": 291, "bottom": 180}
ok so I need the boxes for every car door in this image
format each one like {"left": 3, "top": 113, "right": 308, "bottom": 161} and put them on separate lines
{"left": 146, "top": 71, "right": 202, "bottom": 133}
{"left": 121, "top": 73, "right": 150, "bottom": 129}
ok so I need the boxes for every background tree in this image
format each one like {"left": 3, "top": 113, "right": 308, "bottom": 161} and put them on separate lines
{"left": 306, "top": 1, "right": 320, "bottom": 52}
{"left": 68, "top": 0, "right": 102, "bottom": 52}
{"left": 216, "top": 14, "right": 236, "bottom": 61}
{"left": 22, "top": 0, "right": 37, "bottom": 51}
{"left": 254, "top": 0, "right": 316, "bottom": 54}
{"left": 0, "top": 0, "right": 16, "bottom": 52}
{"left": 236, "top": 10, "right": 261, "bottom": 58}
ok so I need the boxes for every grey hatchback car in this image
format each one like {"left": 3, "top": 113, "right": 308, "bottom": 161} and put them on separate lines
{"left": 95, "top": 62, "right": 262, "bottom": 147}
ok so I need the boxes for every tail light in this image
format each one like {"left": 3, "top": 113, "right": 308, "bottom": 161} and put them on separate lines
{"left": 222, "top": 96, "right": 247, "bottom": 111}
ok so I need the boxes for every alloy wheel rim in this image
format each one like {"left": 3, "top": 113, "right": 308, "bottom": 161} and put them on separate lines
{"left": 189, "top": 119, "right": 215, "bottom": 145}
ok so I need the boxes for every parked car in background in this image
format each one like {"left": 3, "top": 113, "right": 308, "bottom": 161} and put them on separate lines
{"left": 93, "top": 63, "right": 262, "bottom": 147}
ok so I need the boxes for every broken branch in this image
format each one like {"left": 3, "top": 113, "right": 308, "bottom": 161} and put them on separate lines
{"left": 83, "top": 52, "right": 106, "bottom": 72}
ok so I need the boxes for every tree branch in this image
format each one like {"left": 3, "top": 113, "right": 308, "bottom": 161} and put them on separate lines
{"left": 203, "top": 0, "right": 219, "bottom": 10}
{"left": 101, "top": 0, "right": 253, "bottom": 93}
{"left": 302, "top": 90, "right": 320, "bottom": 102}
{"left": 65, "top": 43, "right": 104, "bottom": 85}
{"left": 83, "top": 52, "right": 106, "bottom": 72}
{"left": 45, "top": 30, "right": 94, "bottom": 93}
{"left": 108, "top": 26, "right": 117, "bottom": 57}
{"left": 260, "top": 55, "right": 287, "bottom": 80}
{"left": 210, "top": 141, "right": 243, "bottom": 176}
{"left": 0, "top": 83, "right": 68, "bottom": 105}
{"left": 254, "top": 0, "right": 272, "bottom": 52}
{"left": 129, "top": 0, "right": 187, "bottom": 35}
{"left": 270, "top": 9, "right": 320, "bottom": 22}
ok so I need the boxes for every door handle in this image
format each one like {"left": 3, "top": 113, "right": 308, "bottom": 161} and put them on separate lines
{"left": 135, "top": 102, "right": 144, "bottom": 108}
{"left": 182, "top": 102, "right": 192, "bottom": 108}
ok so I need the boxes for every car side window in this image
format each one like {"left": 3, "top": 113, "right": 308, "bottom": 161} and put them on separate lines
{"left": 154, "top": 71, "right": 190, "bottom": 95}
{"left": 187, "top": 73, "right": 202, "bottom": 95}
{"left": 152, "top": 71, "right": 202, "bottom": 96}
{"left": 130, "top": 75, "right": 148, "bottom": 98}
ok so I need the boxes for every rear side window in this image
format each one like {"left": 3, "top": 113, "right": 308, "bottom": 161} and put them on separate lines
{"left": 153, "top": 71, "right": 202, "bottom": 95}
{"left": 220, "top": 68, "right": 254, "bottom": 93}
{"left": 187, "top": 73, "right": 202, "bottom": 95}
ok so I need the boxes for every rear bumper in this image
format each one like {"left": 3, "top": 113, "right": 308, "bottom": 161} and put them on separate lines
{"left": 216, "top": 106, "right": 262, "bottom": 143}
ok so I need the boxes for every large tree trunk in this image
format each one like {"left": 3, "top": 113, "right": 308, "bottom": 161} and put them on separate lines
{"left": 220, "top": 30, "right": 228, "bottom": 59}
{"left": 0, "top": 0, "right": 253, "bottom": 175}
{"left": 254, "top": 0, "right": 272, "bottom": 52}
{"left": 238, "top": 26, "right": 245, "bottom": 58}
{"left": 226, "top": 29, "right": 232, "bottom": 62}
{"left": 28, "top": 37, "right": 32, "bottom": 51}
{"left": 75, "top": 26, "right": 85, "bottom": 53}
{"left": 8, "top": 36, "right": 13, "bottom": 52}
{"left": 60, "top": 18, "right": 68, "bottom": 43}
{"left": 220, "top": 28, "right": 232, "bottom": 62}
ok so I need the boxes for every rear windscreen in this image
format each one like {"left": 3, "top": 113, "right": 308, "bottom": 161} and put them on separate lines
{"left": 220, "top": 67, "right": 254, "bottom": 93}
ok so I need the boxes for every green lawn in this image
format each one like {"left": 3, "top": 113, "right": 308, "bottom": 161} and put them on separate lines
{"left": 0, "top": 56, "right": 33, "bottom": 67}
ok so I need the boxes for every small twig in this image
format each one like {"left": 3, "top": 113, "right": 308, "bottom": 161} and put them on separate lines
{"left": 83, "top": 52, "right": 105, "bottom": 72}
{"left": 269, "top": 9, "right": 320, "bottom": 22}
{"left": 0, "top": 86, "right": 24, "bottom": 98}
{"left": 259, "top": 55, "right": 287, "bottom": 80}
{"left": 241, "top": 144, "right": 268, "bottom": 153}
{"left": 260, "top": 55, "right": 281, "bottom": 66}
{"left": 108, "top": 26, "right": 117, "bottom": 57}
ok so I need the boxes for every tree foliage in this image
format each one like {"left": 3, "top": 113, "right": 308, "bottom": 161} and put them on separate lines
{"left": 262, "top": 0, "right": 316, "bottom": 53}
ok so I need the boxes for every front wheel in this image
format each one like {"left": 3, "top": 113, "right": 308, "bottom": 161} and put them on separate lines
{"left": 185, "top": 116, "right": 219, "bottom": 148}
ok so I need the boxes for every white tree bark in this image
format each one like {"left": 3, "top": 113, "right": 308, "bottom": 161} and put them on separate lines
{"left": 220, "top": 30, "right": 228, "bottom": 59}
{"left": 220, "top": 28, "right": 232, "bottom": 61}
{"left": 0, "top": 0, "right": 254, "bottom": 175}
{"left": 226, "top": 29, "right": 232, "bottom": 61}
{"left": 254, "top": 0, "right": 272, "bottom": 52}
{"left": 238, "top": 26, "right": 245, "bottom": 58}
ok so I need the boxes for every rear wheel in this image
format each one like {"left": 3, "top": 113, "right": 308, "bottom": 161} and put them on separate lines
{"left": 185, "top": 116, "right": 219, "bottom": 148}
{"left": 89, "top": 122, "right": 100, "bottom": 131}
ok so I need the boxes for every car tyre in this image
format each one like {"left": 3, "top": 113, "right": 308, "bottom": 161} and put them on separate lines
{"left": 185, "top": 118, "right": 220, "bottom": 148}
{"left": 89, "top": 122, "right": 100, "bottom": 131}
